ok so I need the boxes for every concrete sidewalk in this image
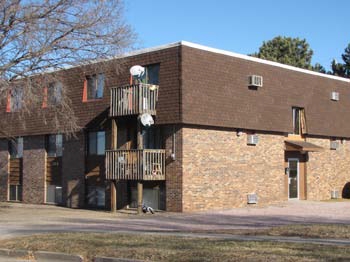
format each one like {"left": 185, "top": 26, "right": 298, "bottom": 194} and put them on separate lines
{"left": 0, "top": 200, "right": 349, "bottom": 240}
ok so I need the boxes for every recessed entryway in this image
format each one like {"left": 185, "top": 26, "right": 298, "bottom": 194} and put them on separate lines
{"left": 285, "top": 152, "right": 307, "bottom": 200}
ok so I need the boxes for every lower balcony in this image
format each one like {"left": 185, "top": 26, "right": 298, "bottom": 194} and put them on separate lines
{"left": 105, "top": 149, "right": 166, "bottom": 181}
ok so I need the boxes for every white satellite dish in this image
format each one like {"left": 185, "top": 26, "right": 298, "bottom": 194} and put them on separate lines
{"left": 130, "top": 65, "right": 145, "bottom": 78}
{"left": 140, "top": 113, "right": 154, "bottom": 127}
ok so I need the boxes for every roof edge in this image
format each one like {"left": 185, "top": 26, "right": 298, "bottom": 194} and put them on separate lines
{"left": 180, "top": 41, "right": 350, "bottom": 83}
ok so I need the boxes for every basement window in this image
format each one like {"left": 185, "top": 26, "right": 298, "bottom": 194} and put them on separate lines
{"left": 292, "top": 107, "right": 306, "bottom": 135}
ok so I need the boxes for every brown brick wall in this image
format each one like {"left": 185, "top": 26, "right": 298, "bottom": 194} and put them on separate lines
{"left": 181, "top": 45, "right": 350, "bottom": 138}
{"left": 0, "top": 46, "right": 181, "bottom": 137}
{"left": 182, "top": 126, "right": 286, "bottom": 212}
{"left": 164, "top": 125, "right": 183, "bottom": 212}
{"left": 62, "top": 132, "right": 85, "bottom": 208}
{"left": 0, "top": 139, "right": 8, "bottom": 201}
{"left": 307, "top": 137, "right": 350, "bottom": 200}
{"left": 22, "top": 136, "right": 46, "bottom": 204}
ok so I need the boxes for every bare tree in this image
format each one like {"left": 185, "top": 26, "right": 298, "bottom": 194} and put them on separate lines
{"left": 0, "top": 0, "right": 136, "bottom": 136}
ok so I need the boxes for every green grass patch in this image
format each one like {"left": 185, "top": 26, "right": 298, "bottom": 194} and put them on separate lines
{"left": 197, "top": 224, "right": 350, "bottom": 239}
{"left": 0, "top": 232, "right": 350, "bottom": 261}
{"left": 254, "top": 224, "right": 350, "bottom": 239}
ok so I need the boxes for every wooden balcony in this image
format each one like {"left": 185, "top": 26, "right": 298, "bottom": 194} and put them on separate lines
{"left": 105, "top": 149, "right": 166, "bottom": 181}
{"left": 110, "top": 83, "right": 159, "bottom": 117}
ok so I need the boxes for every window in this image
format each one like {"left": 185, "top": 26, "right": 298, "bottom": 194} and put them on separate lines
{"left": 7, "top": 87, "right": 23, "bottom": 112}
{"left": 48, "top": 82, "right": 62, "bottom": 106}
{"left": 46, "top": 185, "right": 62, "bottom": 204}
{"left": 46, "top": 134, "right": 63, "bottom": 157}
{"left": 87, "top": 131, "right": 105, "bottom": 155}
{"left": 9, "top": 137, "right": 23, "bottom": 159}
{"left": 9, "top": 185, "right": 22, "bottom": 201}
{"left": 84, "top": 73, "right": 104, "bottom": 101}
{"left": 292, "top": 107, "right": 306, "bottom": 135}
{"left": 87, "top": 186, "right": 105, "bottom": 208}
{"left": 140, "top": 64, "right": 160, "bottom": 85}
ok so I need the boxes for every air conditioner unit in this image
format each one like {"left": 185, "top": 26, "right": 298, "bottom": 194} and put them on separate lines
{"left": 331, "top": 91, "right": 339, "bottom": 101}
{"left": 331, "top": 189, "right": 339, "bottom": 199}
{"left": 247, "top": 193, "right": 258, "bottom": 204}
{"left": 247, "top": 134, "right": 259, "bottom": 145}
{"left": 248, "top": 75, "right": 263, "bottom": 87}
{"left": 330, "top": 140, "right": 340, "bottom": 150}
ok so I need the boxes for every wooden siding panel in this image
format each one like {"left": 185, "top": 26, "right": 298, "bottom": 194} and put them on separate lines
{"left": 9, "top": 158, "right": 22, "bottom": 185}
{"left": 46, "top": 157, "right": 62, "bottom": 185}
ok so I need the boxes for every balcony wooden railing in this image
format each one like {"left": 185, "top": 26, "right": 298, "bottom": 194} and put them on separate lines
{"left": 110, "top": 83, "right": 159, "bottom": 117}
{"left": 105, "top": 149, "right": 166, "bottom": 181}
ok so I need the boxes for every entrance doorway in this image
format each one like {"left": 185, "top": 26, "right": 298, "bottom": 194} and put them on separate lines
{"left": 285, "top": 152, "right": 307, "bottom": 200}
{"left": 288, "top": 158, "right": 299, "bottom": 199}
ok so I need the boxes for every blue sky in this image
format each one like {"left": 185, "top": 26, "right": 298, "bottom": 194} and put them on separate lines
{"left": 125, "top": 0, "right": 349, "bottom": 70}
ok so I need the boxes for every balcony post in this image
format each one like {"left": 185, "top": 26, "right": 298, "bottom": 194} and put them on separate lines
{"left": 110, "top": 118, "right": 118, "bottom": 213}
{"left": 137, "top": 116, "right": 143, "bottom": 214}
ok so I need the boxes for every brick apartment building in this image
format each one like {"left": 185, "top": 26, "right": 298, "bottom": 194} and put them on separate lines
{"left": 0, "top": 41, "right": 350, "bottom": 212}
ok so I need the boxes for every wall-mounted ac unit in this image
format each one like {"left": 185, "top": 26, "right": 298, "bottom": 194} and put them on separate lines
{"left": 247, "top": 193, "right": 258, "bottom": 204}
{"left": 331, "top": 91, "right": 339, "bottom": 101}
{"left": 247, "top": 134, "right": 259, "bottom": 145}
{"left": 330, "top": 140, "right": 340, "bottom": 150}
{"left": 331, "top": 189, "right": 339, "bottom": 199}
{"left": 248, "top": 75, "right": 263, "bottom": 87}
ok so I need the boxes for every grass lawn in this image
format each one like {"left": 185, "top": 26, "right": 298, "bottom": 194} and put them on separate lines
{"left": 0, "top": 232, "right": 350, "bottom": 261}
{"left": 205, "top": 224, "right": 350, "bottom": 239}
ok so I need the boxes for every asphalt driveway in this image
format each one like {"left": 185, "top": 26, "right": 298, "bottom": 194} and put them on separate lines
{"left": 0, "top": 200, "right": 349, "bottom": 240}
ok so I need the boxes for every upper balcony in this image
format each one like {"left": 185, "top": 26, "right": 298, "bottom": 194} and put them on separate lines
{"left": 110, "top": 83, "right": 159, "bottom": 117}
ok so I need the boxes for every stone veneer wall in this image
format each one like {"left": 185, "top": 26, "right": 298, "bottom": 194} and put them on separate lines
{"left": 182, "top": 126, "right": 286, "bottom": 212}
{"left": 307, "top": 138, "right": 350, "bottom": 200}
{"left": 22, "top": 136, "right": 46, "bottom": 204}
{"left": 0, "top": 139, "right": 8, "bottom": 201}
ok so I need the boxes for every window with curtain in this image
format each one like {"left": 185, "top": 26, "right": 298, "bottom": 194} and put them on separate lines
{"left": 86, "top": 73, "right": 104, "bottom": 100}
{"left": 292, "top": 107, "right": 306, "bottom": 135}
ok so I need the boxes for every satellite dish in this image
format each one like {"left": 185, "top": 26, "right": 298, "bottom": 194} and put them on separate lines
{"left": 140, "top": 113, "right": 154, "bottom": 127}
{"left": 130, "top": 65, "right": 145, "bottom": 78}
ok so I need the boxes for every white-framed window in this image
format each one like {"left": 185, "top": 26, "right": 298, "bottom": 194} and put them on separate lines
{"left": 9, "top": 184, "right": 22, "bottom": 201}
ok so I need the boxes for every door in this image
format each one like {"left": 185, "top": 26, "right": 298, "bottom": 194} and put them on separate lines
{"left": 288, "top": 158, "right": 299, "bottom": 199}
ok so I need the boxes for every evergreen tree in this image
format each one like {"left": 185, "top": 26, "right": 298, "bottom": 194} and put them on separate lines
{"left": 341, "top": 44, "right": 350, "bottom": 76}
{"left": 312, "top": 63, "right": 326, "bottom": 73}
{"left": 331, "top": 59, "right": 346, "bottom": 77}
{"left": 251, "top": 36, "right": 314, "bottom": 69}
